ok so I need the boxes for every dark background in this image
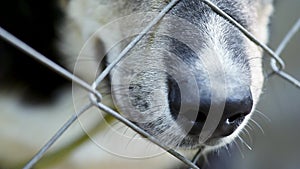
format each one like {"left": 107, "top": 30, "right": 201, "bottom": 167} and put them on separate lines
{"left": 0, "top": 0, "right": 68, "bottom": 104}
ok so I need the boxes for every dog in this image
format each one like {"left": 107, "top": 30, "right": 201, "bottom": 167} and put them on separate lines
{"left": 60, "top": 0, "right": 273, "bottom": 149}
{"left": 0, "top": 0, "right": 273, "bottom": 168}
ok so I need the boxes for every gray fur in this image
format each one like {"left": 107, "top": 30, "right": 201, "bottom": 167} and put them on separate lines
{"left": 61, "top": 0, "right": 273, "bottom": 150}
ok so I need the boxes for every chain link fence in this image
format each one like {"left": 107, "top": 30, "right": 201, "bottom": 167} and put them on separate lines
{"left": 0, "top": 0, "right": 299, "bottom": 168}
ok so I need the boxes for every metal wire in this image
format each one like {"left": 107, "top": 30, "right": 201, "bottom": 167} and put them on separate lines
{"left": 95, "top": 102, "right": 200, "bottom": 169}
{"left": 275, "top": 19, "right": 300, "bottom": 56}
{"left": 0, "top": 27, "right": 102, "bottom": 102}
{"left": 202, "top": 0, "right": 286, "bottom": 70}
{"left": 270, "top": 18, "right": 300, "bottom": 88}
{"left": 0, "top": 0, "right": 299, "bottom": 169}
{"left": 202, "top": 0, "right": 300, "bottom": 89}
{"left": 188, "top": 148, "right": 204, "bottom": 169}
{"left": 12, "top": 1, "right": 200, "bottom": 168}
{"left": 23, "top": 103, "right": 93, "bottom": 169}
{"left": 93, "top": 0, "right": 181, "bottom": 87}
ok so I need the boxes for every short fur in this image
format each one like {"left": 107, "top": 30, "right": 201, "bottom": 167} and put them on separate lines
{"left": 60, "top": 0, "right": 273, "bottom": 150}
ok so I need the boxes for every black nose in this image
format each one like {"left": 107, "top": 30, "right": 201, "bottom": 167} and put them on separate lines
{"left": 168, "top": 77, "right": 253, "bottom": 138}
{"left": 212, "top": 91, "right": 253, "bottom": 138}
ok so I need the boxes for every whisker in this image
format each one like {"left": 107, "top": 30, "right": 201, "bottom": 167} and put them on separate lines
{"left": 255, "top": 109, "right": 271, "bottom": 122}
{"left": 245, "top": 123, "right": 254, "bottom": 131}
{"left": 216, "top": 148, "right": 221, "bottom": 157}
{"left": 123, "top": 126, "right": 130, "bottom": 136}
{"left": 115, "top": 123, "right": 127, "bottom": 131}
{"left": 202, "top": 153, "right": 210, "bottom": 167}
{"left": 237, "top": 135, "right": 252, "bottom": 151}
{"left": 233, "top": 139, "right": 245, "bottom": 159}
{"left": 249, "top": 118, "right": 265, "bottom": 134}
{"left": 114, "top": 104, "right": 165, "bottom": 113}
{"left": 103, "top": 125, "right": 115, "bottom": 141}
{"left": 109, "top": 63, "right": 133, "bottom": 75}
{"left": 224, "top": 143, "right": 231, "bottom": 157}
{"left": 110, "top": 121, "right": 121, "bottom": 128}
{"left": 103, "top": 121, "right": 123, "bottom": 137}
{"left": 247, "top": 57, "right": 265, "bottom": 63}
{"left": 241, "top": 128, "right": 253, "bottom": 144}
{"left": 126, "top": 133, "right": 140, "bottom": 149}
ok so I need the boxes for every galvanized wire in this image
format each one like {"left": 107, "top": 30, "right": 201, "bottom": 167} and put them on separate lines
{"left": 0, "top": 27, "right": 102, "bottom": 102}
{"left": 202, "top": 0, "right": 286, "bottom": 70}
{"left": 0, "top": 0, "right": 299, "bottom": 169}
{"left": 0, "top": 1, "right": 201, "bottom": 169}
{"left": 202, "top": 0, "right": 300, "bottom": 89}
{"left": 270, "top": 18, "right": 300, "bottom": 88}
{"left": 92, "top": 0, "right": 181, "bottom": 87}
{"left": 95, "top": 102, "right": 200, "bottom": 169}
{"left": 22, "top": 103, "right": 93, "bottom": 169}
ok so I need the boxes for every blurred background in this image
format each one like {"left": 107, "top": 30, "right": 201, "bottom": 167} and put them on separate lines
{"left": 204, "top": 1, "right": 300, "bottom": 169}
{"left": 202, "top": 1, "right": 300, "bottom": 169}
{"left": 234, "top": 0, "right": 300, "bottom": 168}
{"left": 0, "top": 0, "right": 299, "bottom": 169}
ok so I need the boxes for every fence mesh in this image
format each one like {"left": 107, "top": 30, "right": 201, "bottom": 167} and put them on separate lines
{"left": 0, "top": 0, "right": 299, "bottom": 169}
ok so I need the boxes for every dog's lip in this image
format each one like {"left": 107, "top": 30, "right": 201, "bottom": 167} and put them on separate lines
{"left": 179, "top": 114, "right": 235, "bottom": 143}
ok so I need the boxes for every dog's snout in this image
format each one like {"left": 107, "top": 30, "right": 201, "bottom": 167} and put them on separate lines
{"left": 168, "top": 76, "right": 253, "bottom": 138}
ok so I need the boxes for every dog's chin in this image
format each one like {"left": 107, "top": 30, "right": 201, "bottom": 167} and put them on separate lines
{"left": 178, "top": 122, "right": 245, "bottom": 151}
{"left": 132, "top": 116, "right": 240, "bottom": 150}
{"left": 169, "top": 120, "right": 244, "bottom": 149}
{"left": 175, "top": 135, "right": 225, "bottom": 150}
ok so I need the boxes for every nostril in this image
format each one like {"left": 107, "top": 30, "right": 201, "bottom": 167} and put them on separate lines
{"left": 167, "top": 75, "right": 181, "bottom": 120}
{"left": 226, "top": 112, "right": 246, "bottom": 124}
{"left": 224, "top": 88, "right": 253, "bottom": 123}
{"left": 196, "top": 111, "right": 207, "bottom": 123}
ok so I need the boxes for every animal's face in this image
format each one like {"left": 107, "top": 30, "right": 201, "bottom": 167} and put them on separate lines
{"left": 65, "top": 0, "right": 273, "bottom": 150}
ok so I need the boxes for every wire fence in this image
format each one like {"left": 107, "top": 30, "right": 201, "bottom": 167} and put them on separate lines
{"left": 0, "top": 0, "right": 299, "bottom": 169}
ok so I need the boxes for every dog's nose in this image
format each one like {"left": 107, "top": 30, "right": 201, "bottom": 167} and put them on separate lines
{"left": 212, "top": 90, "right": 253, "bottom": 138}
{"left": 168, "top": 78, "right": 253, "bottom": 137}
